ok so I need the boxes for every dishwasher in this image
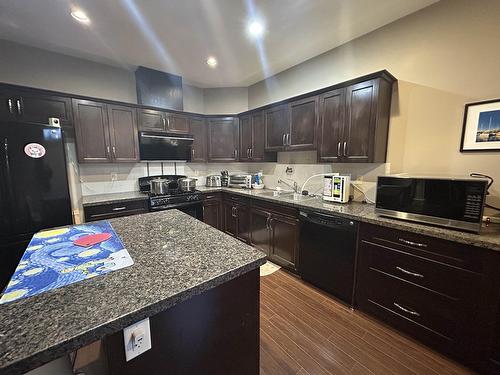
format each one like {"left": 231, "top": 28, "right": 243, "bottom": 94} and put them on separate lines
{"left": 298, "top": 210, "right": 358, "bottom": 305}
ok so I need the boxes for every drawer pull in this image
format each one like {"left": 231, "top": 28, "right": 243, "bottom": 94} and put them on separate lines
{"left": 112, "top": 206, "right": 127, "bottom": 211}
{"left": 398, "top": 238, "right": 427, "bottom": 248}
{"left": 205, "top": 195, "right": 215, "bottom": 199}
{"left": 396, "top": 266, "right": 424, "bottom": 278}
{"left": 393, "top": 302, "right": 420, "bottom": 317}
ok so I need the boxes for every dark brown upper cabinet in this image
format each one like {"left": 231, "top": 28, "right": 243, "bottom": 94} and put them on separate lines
{"left": 317, "top": 88, "right": 346, "bottom": 162}
{"left": 73, "top": 99, "right": 111, "bottom": 163}
{"left": 166, "top": 112, "right": 189, "bottom": 134}
{"left": 189, "top": 116, "right": 207, "bottom": 162}
{"left": 288, "top": 96, "right": 318, "bottom": 150}
{"left": 1, "top": 88, "right": 72, "bottom": 127}
{"left": 137, "top": 109, "right": 189, "bottom": 135}
{"left": 207, "top": 117, "right": 239, "bottom": 162}
{"left": 265, "top": 104, "right": 289, "bottom": 151}
{"left": 318, "top": 78, "right": 392, "bottom": 163}
{"left": 239, "top": 111, "right": 272, "bottom": 162}
{"left": 138, "top": 109, "right": 165, "bottom": 132}
{"left": 107, "top": 104, "right": 139, "bottom": 162}
{"left": 73, "top": 99, "right": 139, "bottom": 163}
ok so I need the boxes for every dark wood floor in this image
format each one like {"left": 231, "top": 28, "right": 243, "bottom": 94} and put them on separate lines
{"left": 260, "top": 269, "right": 476, "bottom": 375}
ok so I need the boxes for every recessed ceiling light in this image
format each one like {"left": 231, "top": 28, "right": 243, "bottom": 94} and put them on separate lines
{"left": 248, "top": 20, "right": 264, "bottom": 38}
{"left": 70, "top": 9, "right": 90, "bottom": 24}
{"left": 206, "top": 56, "right": 218, "bottom": 68}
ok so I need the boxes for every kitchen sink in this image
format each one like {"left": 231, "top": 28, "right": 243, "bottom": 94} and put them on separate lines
{"left": 257, "top": 191, "right": 316, "bottom": 201}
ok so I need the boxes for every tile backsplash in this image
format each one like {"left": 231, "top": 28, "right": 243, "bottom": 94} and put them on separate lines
{"left": 75, "top": 150, "right": 390, "bottom": 205}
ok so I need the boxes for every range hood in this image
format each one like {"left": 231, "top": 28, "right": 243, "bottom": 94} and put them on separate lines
{"left": 139, "top": 131, "right": 193, "bottom": 161}
{"left": 135, "top": 66, "right": 183, "bottom": 110}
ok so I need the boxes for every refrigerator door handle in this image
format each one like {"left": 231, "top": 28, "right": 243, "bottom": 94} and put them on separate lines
{"left": 3, "top": 137, "right": 14, "bottom": 198}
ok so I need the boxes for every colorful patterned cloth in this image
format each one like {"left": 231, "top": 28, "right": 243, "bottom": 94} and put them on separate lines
{"left": 0, "top": 221, "right": 133, "bottom": 304}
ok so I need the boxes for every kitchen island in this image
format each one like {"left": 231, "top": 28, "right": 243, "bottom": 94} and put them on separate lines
{"left": 0, "top": 210, "right": 266, "bottom": 374}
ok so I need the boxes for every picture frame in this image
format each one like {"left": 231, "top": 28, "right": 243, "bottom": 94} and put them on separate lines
{"left": 460, "top": 98, "right": 500, "bottom": 152}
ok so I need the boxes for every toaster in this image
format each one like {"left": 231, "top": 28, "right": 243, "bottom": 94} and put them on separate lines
{"left": 228, "top": 174, "right": 252, "bottom": 189}
{"left": 206, "top": 175, "right": 222, "bottom": 187}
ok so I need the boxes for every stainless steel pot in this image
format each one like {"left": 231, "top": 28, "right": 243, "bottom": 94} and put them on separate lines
{"left": 206, "top": 175, "right": 221, "bottom": 187}
{"left": 178, "top": 177, "right": 197, "bottom": 192}
{"left": 150, "top": 178, "right": 168, "bottom": 195}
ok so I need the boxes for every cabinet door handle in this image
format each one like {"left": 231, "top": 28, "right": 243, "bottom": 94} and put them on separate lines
{"left": 16, "top": 99, "right": 22, "bottom": 115}
{"left": 398, "top": 238, "right": 427, "bottom": 248}
{"left": 106, "top": 146, "right": 110, "bottom": 157}
{"left": 396, "top": 266, "right": 424, "bottom": 278}
{"left": 192, "top": 148, "right": 195, "bottom": 159}
{"left": 337, "top": 142, "right": 341, "bottom": 156}
{"left": 162, "top": 117, "right": 166, "bottom": 129}
{"left": 287, "top": 133, "right": 290, "bottom": 146}
{"left": 251, "top": 148, "right": 253, "bottom": 158}
{"left": 167, "top": 117, "right": 170, "bottom": 128}
{"left": 247, "top": 148, "right": 250, "bottom": 159}
{"left": 112, "top": 206, "right": 127, "bottom": 211}
{"left": 282, "top": 134, "right": 286, "bottom": 146}
{"left": 7, "top": 99, "right": 14, "bottom": 114}
{"left": 112, "top": 146, "right": 116, "bottom": 158}
{"left": 393, "top": 302, "right": 420, "bottom": 317}
{"left": 234, "top": 149, "right": 238, "bottom": 159}
{"left": 343, "top": 141, "right": 347, "bottom": 156}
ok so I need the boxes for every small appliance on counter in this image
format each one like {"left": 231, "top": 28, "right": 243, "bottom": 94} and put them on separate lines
{"left": 228, "top": 174, "right": 252, "bottom": 189}
{"left": 221, "top": 170, "right": 229, "bottom": 187}
{"left": 375, "top": 175, "right": 488, "bottom": 233}
{"left": 206, "top": 175, "right": 222, "bottom": 187}
{"left": 323, "top": 175, "right": 350, "bottom": 203}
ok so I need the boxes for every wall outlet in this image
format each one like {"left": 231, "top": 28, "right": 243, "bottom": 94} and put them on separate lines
{"left": 111, "top": 173, "right": 118, "bottom": 181}
{"left": 123, "top": 318, "right": 152, "bottom": 362}
{"left": 285, "top": 166, "right": 294, "bottom": 175}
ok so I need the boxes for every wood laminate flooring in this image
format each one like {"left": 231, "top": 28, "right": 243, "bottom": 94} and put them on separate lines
{"left": 260, "top": 270, "right": 476, "bottom": 375}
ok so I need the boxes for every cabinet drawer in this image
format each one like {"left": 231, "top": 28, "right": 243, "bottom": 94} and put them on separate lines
{"left": 223, "top": 193, "right": 250, "bottom": 205}
{"left": 84, "top": 200, "right": 148, "bottom": 221}
{"left": 202, "top": 192, "right": 222, "bottom": 201}
{"left": 361, "top": 240, "right": 481, "bottom": 300}
{"left": 359, "top": 268, "right": 460, "bottom": 348}
{"left": 360, "top": 223, "right": 484, "bottom": 273}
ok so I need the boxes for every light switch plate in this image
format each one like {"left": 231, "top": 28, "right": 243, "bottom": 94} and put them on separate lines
{"left": 123, "top": 318, "right": 152, "bottom": 362}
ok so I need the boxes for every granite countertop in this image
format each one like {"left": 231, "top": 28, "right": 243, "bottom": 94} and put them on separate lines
{"left": 197, "top": 187, "right": 500, "bottom": 252}
{"left": 82, "top": 191, "right": 148, "bottom": 207}
{"left": 0, "top": 211, "right": 266, "bottom": 375}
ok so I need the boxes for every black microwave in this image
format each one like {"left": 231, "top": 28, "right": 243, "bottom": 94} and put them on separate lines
{"left": 139, "top": 131, "right": 193, "bottom": 161}
{"left": 375, "top": 176, "right": 488, "bottom": 233}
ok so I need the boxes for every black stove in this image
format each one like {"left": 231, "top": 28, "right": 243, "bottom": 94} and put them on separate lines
{"left": 138, "top": 175, "right": 203, "bottom": 219}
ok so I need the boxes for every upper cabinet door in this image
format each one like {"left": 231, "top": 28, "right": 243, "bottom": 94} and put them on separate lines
{"left": 251, "top": 111, "right": 266, "bottom": 161}
{"left": 73, "top": 99, "right": 111, "bottom": 163}
{"left": 207, "top": 117, "right": 239, "bottom": 162}
{"left": 107, "top": 105, "right": 139, "bottom": 162}
{"left": 318, "top": 89, "right": 346, "bottom": 162}
{"left": 344, "top": 80, "right": 378, "bottom": 162}
{"left": 16, "top": 92, "right": 72, "bottom": 127}
{"left": 288, "top": 96, "right": 318, "bottom": 150}
{"left": 265, "top": 104, "right": 289, "bottom": 151}
{"left": 239, "top": 115, "right": 252, "bottom": 161}
{"left": 189, "top": 116, "right": 207, "bottom": 162}
{"left": 167, "top": 113, "right": 189, "bottom": 134}
{"left": 138, "top": 109, "right": 165, "bottom": 132}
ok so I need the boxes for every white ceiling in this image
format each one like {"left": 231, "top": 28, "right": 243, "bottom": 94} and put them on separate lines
{"left": 0, "top": 0, "right": 438, "bottom": 88}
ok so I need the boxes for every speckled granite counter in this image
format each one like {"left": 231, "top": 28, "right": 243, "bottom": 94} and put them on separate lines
{"left": 0, "top": 211, "right": 266, "bottom": 374}
{"left": 197, "top": 187, "right": 500, "bottom": 252}
{"left": 82, "top": 191, "right": 148, "bottom": 207}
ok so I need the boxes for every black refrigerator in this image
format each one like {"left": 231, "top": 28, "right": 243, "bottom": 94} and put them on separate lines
{"left": 0, "top": 121, "right": 72, "bottom": 290}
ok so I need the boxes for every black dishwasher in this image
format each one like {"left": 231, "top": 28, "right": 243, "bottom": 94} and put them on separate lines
{"left": 298, "top": 211, "right": 358, "bottom": 305}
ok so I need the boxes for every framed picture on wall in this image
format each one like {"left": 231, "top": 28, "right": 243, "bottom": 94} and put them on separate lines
{"left": 460, "top": 99, "right": 500, "bottom": 152}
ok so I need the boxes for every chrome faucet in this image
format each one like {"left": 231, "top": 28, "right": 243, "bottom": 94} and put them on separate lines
{"left": 277, "top": 178, "right": 299, "bottom": 193}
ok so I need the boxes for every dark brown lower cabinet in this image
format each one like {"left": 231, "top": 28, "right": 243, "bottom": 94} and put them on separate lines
{"left": 202, "top": 193, "right": 222, "bottom": 230}
{"left": 490, "top": 305, "right": 500, "bottom": 373}
{"left": 223, "top": 196, "right": 250, "bottom": 243}
{"left": 355, "top": 222, "right": 499, "bottom": 373}
{"left": 249, "top": 202, "right": 299, "bottom": 271}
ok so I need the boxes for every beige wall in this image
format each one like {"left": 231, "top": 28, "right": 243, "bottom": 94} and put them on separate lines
{"left": 248, "top": 0, "right": 500, "bottom": 207}
{"left": 203, "top": 87, "right": 248, "bottom": 114}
